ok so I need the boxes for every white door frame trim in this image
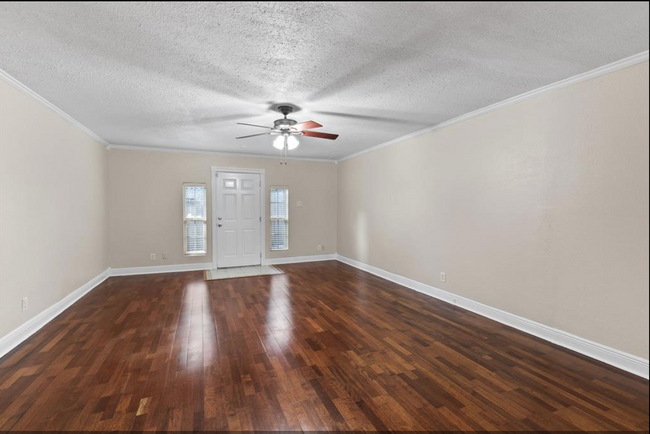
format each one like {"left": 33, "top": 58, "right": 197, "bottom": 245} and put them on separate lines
{"left": 210, "top": 166, "right": 266, "bottom": 269}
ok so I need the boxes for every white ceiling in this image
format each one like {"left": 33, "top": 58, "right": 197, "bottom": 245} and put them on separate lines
{"left": 1, "top": 2, "right": 648, "bottom": 160}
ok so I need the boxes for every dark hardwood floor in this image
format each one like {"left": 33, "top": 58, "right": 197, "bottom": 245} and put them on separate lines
{"left": 0, "top": 261, "right": 647, "bottom": 432}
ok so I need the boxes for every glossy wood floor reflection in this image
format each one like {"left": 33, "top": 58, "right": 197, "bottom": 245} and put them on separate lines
{"left": 0, "top": 261, "right": 648, "bottom": 432}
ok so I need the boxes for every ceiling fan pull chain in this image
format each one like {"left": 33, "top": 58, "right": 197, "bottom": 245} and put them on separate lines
{"left": 282, "top": 137, "right": 289, "bottom": 166}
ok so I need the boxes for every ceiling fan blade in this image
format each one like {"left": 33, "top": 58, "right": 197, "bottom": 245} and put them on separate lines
{"left": 293, "top": 120, "right": 323, "bottom": 131}
{"left": 302, "top": 130, "right": 339, "bottom": 140}
{"left": 237, "top": 122, "right": 272, "bottom": 129}
{"left": 236, "top": 132, "right": 270, "bottom": 139}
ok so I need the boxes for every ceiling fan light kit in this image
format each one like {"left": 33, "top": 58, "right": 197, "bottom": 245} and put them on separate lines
{"left": 273, "top": 135, "right": 299, "bottom": 150}
{"left": 236, "top": 105, "right": 339, "bottom": 164}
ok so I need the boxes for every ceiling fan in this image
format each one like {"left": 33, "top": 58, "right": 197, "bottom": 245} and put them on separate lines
{"left": 236, "top": 105, "right": 338, "bottom": 163}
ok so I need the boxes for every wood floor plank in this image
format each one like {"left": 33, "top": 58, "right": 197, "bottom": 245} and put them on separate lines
{"left": 0, "top": 260, "right": 647, "bottom": 431}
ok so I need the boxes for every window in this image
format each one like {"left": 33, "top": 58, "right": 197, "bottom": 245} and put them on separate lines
{"left": 183, "top": 183, "right": 207, "bottom": 255}
{"left": 270, "top": 187, "right": 289, "bottom": 251}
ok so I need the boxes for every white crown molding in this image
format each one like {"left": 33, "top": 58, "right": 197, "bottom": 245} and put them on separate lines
{"left": 110, "top": 262, "right": 212, "bottom": 276}
{"left": 264, "top": 254, "right": 337, "bottom": 265}
{"left": 0, "top": 268, "right": 111, "bottom": 360}
{"left": 0, "top": 67, "right": 111, "bottom": 147}
{"left": 5, "top": 49, "right": 646, "bottom": 162}
{"left": 335, "top": 255, "right": 649, "bottom": 379}
{"left": 107, "top": 144, "right": 338, "bottom": 163}
{"left": 338, "top": 50, "right": 650, "bottom": 162}
{"left": 0, "top": 66, "right": 334, "bottom": 163}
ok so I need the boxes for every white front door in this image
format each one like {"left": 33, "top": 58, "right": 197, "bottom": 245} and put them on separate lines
{"left": 215, "top": 172, "right": 261, "bottom": 268}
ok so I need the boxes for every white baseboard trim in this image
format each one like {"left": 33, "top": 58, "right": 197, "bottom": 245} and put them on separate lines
{"left": 0, "top": 268, "right": 111, "bottom": 360}
{"left": 336, "top": 254, "right": 649, "bottom": 379}
{"left": 110, "top": 256, "right": 337, "bottom": 275}
{"left": 0, "top": 256, "right": 330, "bottom": 360}
{"left": 110, "top": 262, "right": 212, "bottom": 276}
{"left": 264, "top": 254, "right": 337, "bottom": 265}
{"left": 3, "top": 256, "right": 647, "bottom": 380}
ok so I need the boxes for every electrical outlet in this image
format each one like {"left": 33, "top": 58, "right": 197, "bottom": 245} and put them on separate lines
{"left": 296, "top": 200, "right": 303, "bottom": 207}
{"left": 150, "top": 253, "right": 156, "bottom": 261}
{"left": 317, "top": 244, "right": 324, "bottom": 251}
{"left": 162, "top": 252, "right": 168, "bottom": 260}
{"left": 440, "top": 272, "right": 446, "bottom": 283}
{"left": 22, "top": 297, "right": 28, "bottom": 312}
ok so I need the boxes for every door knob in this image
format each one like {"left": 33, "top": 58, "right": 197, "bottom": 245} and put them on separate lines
{"left": 218, "top": 217, "right": 222, "bottom": 220}
{"left": 217, "top": 224, "right": 222, "bottom": 227}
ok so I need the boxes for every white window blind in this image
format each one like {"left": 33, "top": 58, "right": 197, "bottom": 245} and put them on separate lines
{"left": 270, "top": 187, "right": 289, "bottom": 251}
{"left": 183, "top": 183, "right": 207, "bottom": 255}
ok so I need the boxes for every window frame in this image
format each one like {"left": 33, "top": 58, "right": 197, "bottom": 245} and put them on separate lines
{"left": 183, "top": 183, "right": 207, "bottom": 256}
{"left": 269, "top": 186, "right": 289, "bottom": 251}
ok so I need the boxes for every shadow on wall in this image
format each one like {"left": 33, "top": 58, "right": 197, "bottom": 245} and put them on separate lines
{"left": 355, "top": 211, "right": 369, "bottom": 264}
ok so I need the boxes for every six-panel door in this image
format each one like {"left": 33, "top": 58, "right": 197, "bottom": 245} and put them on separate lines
{"left": 216, "top": 172, "right": 261, "bottom": 268}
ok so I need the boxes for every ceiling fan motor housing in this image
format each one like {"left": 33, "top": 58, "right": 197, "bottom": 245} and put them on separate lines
{"left": 274, "top": 118, "right": 298, "bottom": 130}
{"left": 274, "top": 106, "right": 298, "bottom": 132}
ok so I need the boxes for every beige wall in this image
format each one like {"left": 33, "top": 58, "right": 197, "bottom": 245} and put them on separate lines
{"left": 0, "top": 78, "right": 109, "bottom": 338}
{"left": 338, "top": 61, "right": 649, "bottom": 359}
{"left": 108, "top": 149, "right": 337, "bottom": 268}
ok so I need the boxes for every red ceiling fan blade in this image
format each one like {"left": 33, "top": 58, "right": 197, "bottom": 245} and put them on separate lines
{"left": 236, "top": 132, "right": 269, "bottom": 139}
{"left": 237, "top": 122, "right": 272, "bottom": 129}
{"left": 302, "top": 130, "right": 339, "bottom": 140}
{"left": 293, "top": 120, "right": 322, "bottom": 131}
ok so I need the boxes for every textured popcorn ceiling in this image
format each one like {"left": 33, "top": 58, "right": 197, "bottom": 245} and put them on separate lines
{"left": 0, "top": 2, "right": 648, "bottom": 160}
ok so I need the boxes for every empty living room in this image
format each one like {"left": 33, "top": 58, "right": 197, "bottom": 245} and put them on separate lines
{"left": 0, "top": 2, "right": 648, "bottom": 432}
